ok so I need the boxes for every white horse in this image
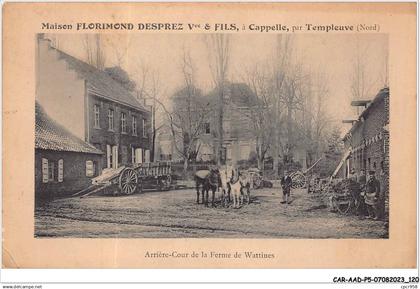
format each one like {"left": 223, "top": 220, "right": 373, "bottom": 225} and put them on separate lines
{"left": 238, "top": 170, "right": 252, "bottom": 205}
{"left": 228, "top": 169, "right": 252, "bottom": 208}
{"left": 230, "top": 174, "right": 243, "bottom": 208}
{"left": 219, "top": 166, "right": 235, "bottom": 207}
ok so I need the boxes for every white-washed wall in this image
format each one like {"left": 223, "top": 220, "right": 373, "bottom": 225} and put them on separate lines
{"left": 37, "top": 39, "right": 86, "bottom": 140}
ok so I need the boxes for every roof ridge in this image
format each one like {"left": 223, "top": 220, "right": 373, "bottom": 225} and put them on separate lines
{"left": 49, "top": 45, "right": 146, "bottom": 111}
{"left": 35, "top": 102, "right": 103, "bottom": 154}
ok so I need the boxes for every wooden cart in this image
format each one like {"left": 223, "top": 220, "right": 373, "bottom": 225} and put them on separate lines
{"left": 289, "top": 157, "right": 323, "bottom": 189}
{"left": 76, "top": 161, "right": 173, "bottom": 197}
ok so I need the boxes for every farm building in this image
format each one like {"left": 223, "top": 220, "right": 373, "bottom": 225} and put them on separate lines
{"left": 36, "top": 34, "right": 151, "bottom": 174}
{"left": 341, "top": 87, "right": 389, "bottom": 189}
{"left": 35, "top": 102, "right": 103, "bottom": 198}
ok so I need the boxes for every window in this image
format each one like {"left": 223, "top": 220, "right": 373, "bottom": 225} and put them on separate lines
{"left": 42, "top": 158, "right": 48, "bottom": 183}
{"left": 106, "top": 145, "right": 112, "bottom": 168}
{"left": 204, "top": 122, "right": 210, "bottom": 134}
{"left": 93, "top": 105, "right": 100, "bottom": 128}
{"left": 108, "top": 109, "right": 114, "bottom": 131}
{"left": 226, "top": 144, "right": 233, "bottom": 161}
{"left": 144, "top": 149, "right": 150, "bottom": 162}
{"left": 121, "top": 112, "right": 127, "bottom": 133}
{"left": 58, "top": 159, "right": 64, "bottom": 182}
{"left": 132, "top": 116, "right": 137, "bottom": 136}
{"left": 48, "top": 161, "right": 55, "bottom": 181}
{"left": 86, "top": 160, "right": 94, "bottom": 177}
{"left": 142, "top": 118, "right": 147, "bottom": 137}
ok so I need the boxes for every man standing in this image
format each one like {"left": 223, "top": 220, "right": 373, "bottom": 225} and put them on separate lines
{"left": 364, "top": 170, "right": 381, "bottom": 220}
{"left": 280, "top": 170, "right": 293, "bottom": 204}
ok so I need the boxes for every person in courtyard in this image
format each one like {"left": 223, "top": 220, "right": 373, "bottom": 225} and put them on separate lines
{"left": 280, "top": 170, "right": 293, "bottom": 204}
{"left": 376, "top": 167, "right": 388, "bottom": 220}
{"left": 364, "top": 170, "right": 381, "bottom": 220}
{"left": 355, "top": 169, "right": 368, "bottom": 218}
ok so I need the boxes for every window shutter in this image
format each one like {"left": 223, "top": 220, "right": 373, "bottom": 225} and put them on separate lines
{"left": 42, "top": 158, "right": 49, "bottom": 183}
{"left": 145, "top": 150, "right": 150, "bottom": 163}
{"left": 106, "top": 145, "right": 111, "bottom": 168}
{"left": 58, "top": 159, "right": 64, "bottom": 182}
{"left": 86, "top": 160, "right": 94, "bottom": 177}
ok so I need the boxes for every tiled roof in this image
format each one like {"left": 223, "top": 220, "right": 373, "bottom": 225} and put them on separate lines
{"left": 342, "top": 87, "right": 389, "bottom": 141}
{"left": 51, "top": 46, "right": 147, "bottom": 112}
{"left": 35, "top": 102, "right": 103, "bottom": 155}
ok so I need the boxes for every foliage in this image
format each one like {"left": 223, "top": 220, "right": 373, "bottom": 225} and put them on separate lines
{"left": 104, "top": 66, "right": 136, "bottom": 92}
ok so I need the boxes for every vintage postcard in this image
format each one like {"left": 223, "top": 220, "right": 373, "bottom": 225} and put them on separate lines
{"left": 2, "top": 3, "right": 417, "bottom": 268}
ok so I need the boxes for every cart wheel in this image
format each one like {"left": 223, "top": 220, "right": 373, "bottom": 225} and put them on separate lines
{"left": 336, "top": 200, "right": 352, "bottom": 215}
{"left": 119, "top": 168, "right": 138, "bottom": 195}
{"left": 291, "top": 171, "right": 306, "bottom": 189}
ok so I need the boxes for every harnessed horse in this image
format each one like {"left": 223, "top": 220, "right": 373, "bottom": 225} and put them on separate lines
{"left": 194, "top": 168, "right": 221, "bottom": 207}
{"left": 228, "top": 169, "right": 252, "bottom": 208}
{"left": 219, "top": 166, "right": 235, "bottom": 207}
{"left": 230, "top": 172, "right": 243, "bottom": 208}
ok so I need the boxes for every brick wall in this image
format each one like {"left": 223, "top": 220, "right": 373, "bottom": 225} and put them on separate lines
{"left": 341, "top": 89, "right": 390, "bottom": 216}
{"left": 37, "top": 38, "right": 86, "bottom": 140}
{"left": 35, "top": 150, "right": 102, "bottom": 198}
{"left": 88, "top": 94, "right": 150, "bottom": 168}
{"left": 343, "top": 89, "right": 389, "bottom": 179}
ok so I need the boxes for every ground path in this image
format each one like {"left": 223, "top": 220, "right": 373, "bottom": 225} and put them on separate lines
{"left": 35, "top": 186, "right": 388, "bottom": 238}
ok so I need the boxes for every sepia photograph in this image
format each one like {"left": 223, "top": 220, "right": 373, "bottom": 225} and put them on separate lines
{"left": 34, "top": 32, "right": 390, "bottom": 239}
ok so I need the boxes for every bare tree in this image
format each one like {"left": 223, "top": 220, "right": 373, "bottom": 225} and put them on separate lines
{"left": 311, "top": 72, "right": 331, "bottom": 158}
{"left": 205, "top": 34, "right": 231, "bottom": 165}
{"left": 133, "top": 61, "right": 151, "bottom": 102}
{"left": 271, "top": 35, "right": 293, "bottom": 173}
{"left": 148, "top": 70, "right": 163, "bottom": 163}
{"left": 173, "top": 47, "right": 209, "bottom": 171}
{"left": 294, "top": 70, "right": 331, "bottom": 168}
{"left": 107, "top": 35, "right": 133, "bottom": 67}
{"left": 277, "top": 61, "right": 307, "bottom": 167}
{"left": 152, "top": 47, "right": 211, "bottom": 172}
{"left": 82, "top": 34, "right": 105, "bottom": 70}
{"left": 242, "top": 63, "right": 275, "bottom": 170}
{"left": 83, "top": 35, "right": 94, "bottom": 67}
{"left": 350, "top": 37, "right": 376, "bottom": 101}
{"left": 163, "top": 87, "right": 211, "bottom": 172}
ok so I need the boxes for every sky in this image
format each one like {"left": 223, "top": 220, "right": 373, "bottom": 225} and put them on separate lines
{"left": 45, "top": 33, "right": 388, "bottom": 133}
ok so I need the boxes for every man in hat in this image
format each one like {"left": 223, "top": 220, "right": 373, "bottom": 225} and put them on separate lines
{"left": 364, "top": 170, "right": 381, "bottom": 220}
{"left": 280, "top": 170, "right": 293, "bottom": 204}
{"left": 356, "top": 169, "right": 368, "bottom": 218}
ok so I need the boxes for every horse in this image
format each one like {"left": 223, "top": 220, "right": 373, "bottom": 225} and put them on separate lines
{"left": 194, "top": 168, "right": 221, "bottom": 207}
{"left": 238, "top": 170, "right": 252, "bottom": 205}
{"left": 219, "top": 166, "right": 235, "bottom": 207}
{"left": 230, "top": 172, "right": 243, "bottom": 208}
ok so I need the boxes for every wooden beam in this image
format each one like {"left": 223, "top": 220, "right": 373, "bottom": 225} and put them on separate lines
{"left": 342, "top": 119, "right": 357, "bottom": 124}
{"left": 351, "top": 100, "right": 371, "bottom": 107}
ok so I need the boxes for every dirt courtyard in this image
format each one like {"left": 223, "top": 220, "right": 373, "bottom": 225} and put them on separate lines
{"left": 35, "top": 186, "right": 388, "bottom": 238}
